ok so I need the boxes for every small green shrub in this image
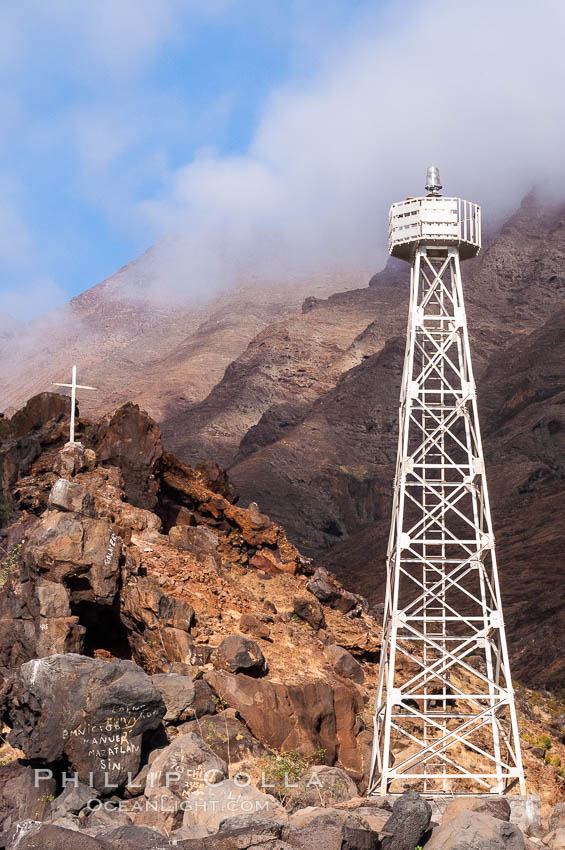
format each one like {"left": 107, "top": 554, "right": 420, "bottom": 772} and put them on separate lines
{"left": 524, "top": 732, "right": 552, "bottom": 750}
{"left": 0, "top": 543, "right": 22, "bottom": 586}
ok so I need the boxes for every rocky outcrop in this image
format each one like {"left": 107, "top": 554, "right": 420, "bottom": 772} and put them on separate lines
{"left": 0, "top": 761, "right": 57, "bottom": 840}
{"left": 0, "top": 390, "right": 561, "bottom": 841}
{"left": 24, "top": 510, "right": 121, "bottom": 605}
{"left": 93, "top": 403, "right": 163, "bottom": 510}
{"left": 150, "top": 672, "right": 196, "bottom": 723}
{"left": 325, "top": 645, "right": 364, "bottom": 684}
{"left": 205, "top": 671, "right": 366, "bottom": 781}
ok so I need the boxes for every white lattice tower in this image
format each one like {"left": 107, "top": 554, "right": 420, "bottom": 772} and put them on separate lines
{"left": 369, "top": 167, "right": 525, "bottom": 796}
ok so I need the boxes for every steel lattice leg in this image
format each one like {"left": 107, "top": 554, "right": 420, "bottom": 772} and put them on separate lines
{"left": 369, "top": 246, "right": 525, "bottom": 796}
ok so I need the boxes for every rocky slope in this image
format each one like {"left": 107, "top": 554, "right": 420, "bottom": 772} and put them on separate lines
{"left": 0, "top": 394, "right": 565, "bottom": 849}
{"left": 0, "top": 245, "right": 368, "bottom": 424}
{"left": 158, "top": 193, "right": 565, "bottom": 695}
{"left": 0, "top": 395, "right": 565, "bottom": 846}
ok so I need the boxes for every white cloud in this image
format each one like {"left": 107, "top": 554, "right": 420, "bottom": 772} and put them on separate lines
{"left": 129, "top": 0, "right": 565, "bottom": 302}
{"left": 2, "top": 0, "right": 565, "bottom": 319}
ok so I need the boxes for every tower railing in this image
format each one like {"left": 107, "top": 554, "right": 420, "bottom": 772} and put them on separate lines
{"left": 389, "top": 197, "right": 481, "bottom": 260}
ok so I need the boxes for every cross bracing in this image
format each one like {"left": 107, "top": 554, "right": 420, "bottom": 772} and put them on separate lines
{"left": 369, "top": 243, "right": 525, "bottom": 796}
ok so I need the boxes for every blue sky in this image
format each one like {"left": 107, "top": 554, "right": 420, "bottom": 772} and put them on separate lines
{"left": 0, "top": 0, "right": 379, "bottom": 319}
{"left": 1, "top": 0, "right": 564, "bottom": 320}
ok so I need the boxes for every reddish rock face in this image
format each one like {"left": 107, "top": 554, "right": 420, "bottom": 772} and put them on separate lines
{"left": 24, "top": 511, "right": 121, "bottom": 605}
{"left": 93, "top": 402, "right": 163, "bottom": 510}
{"left": 9, "top": 392, "right": 70, "bottom": 439}
{"left": 205, "top": 670, "right": 366, "bottom": 781}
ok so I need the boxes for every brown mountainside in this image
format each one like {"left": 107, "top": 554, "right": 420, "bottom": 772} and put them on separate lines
{"left": 0, "top": 248, "right": 368, "bottom": 424}
{"left": 2, "top": 193, "right": 565, "bottom": 696}
{"left": 164, "top": 193, "right": 565, "bottom": 692}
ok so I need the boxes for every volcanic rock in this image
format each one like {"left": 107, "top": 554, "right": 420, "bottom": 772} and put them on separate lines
{"left": 9, "top": 393, "right": 70, "bottom": 439}
{"left": 551, "top": 804, "right": 565, "bottom": 832}
{"left": 48, "top": 478, "right": 95, "bottom": 517}
{"left": 47, "top": 781, "right": 97, "bottom": 820}
{"left": 425, "top": 810, "right": 525, "bottom": 850}
{"left": 211, "top": 635, "right": 267, "bottom": 676}
{"left": 238, "top": 612, "right": 271, "bottom": 641}
{"left": 281, "top": 765, "right": 358, "bottom": 810}
{"left": 285, "top": 809, "right": 376, "bottom": 850}
{"left": 151, "top": 672, "right": 196, "bottom": 723}
{"left": 10, "top": 823, "right": 109, "bottom": 850}
{"left": 145, "top": 732, "right": 226, "bottom": 808}
{"left": 205, "top": 671, "right": 365, "bottom": 779}
{"left": 121, "top": 575, "right": 194, "bottom": 633}
{"left": 182, "top": 778, "right": 286, "bottom": 832}
{"left": 442, "top": 795, "right": 511, "bottom": 823}
{"left": 93, "top": 402, "right": 162, "bottom": 510}
{"left": 169, "top": 524, "right": 220, "bottom": 560}
{"left": 6, "top": 654, "right": 165, "bottom": 792}
{"left": 0, "top": 761, "right": 57, "bottom": 839}
{"left": 325, "top": 645, "right": 364, "bottom": 684}
{"left": 293, "top": 596, "right": 326, "bottom": 630}
{"left": 179, "top": 709, "right": 269, "bottom": 765}
{"left": 380, "top": 792, "right": 432, "bottom": 850}
{"left": 55, "top": 443, "right": 86, "bottom": 477}
{"left": 24, "top": 511, "right": 121, "bottom": 605}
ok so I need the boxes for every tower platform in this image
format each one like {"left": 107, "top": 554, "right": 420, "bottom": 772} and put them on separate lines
{"left": 389, "top": 195, "right": 481, "bottom": 261}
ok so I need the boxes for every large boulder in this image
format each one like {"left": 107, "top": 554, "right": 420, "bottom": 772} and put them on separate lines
{"left": 238, "top": 613, "right": 272, "bottom": 641}
{"left": 551, "top": 803, "right": 565, "bottom": 832}
{"left": 8, "top": 823, "right": 108, "bottom": 849}
{"left": 7, "top": 654, "right": 165, "bottom": 793}
{"left": 293, "top": 596, "right": 326, "bottom": 630}
{"left": 426, "top": 810, "right": 525, "bottom": 850}
{"left": 120, "top": 577, "right": 195, "bottom": 669}
{"left": 9, "top": 393, "right": 70, "bottom": 439}
{"left": 380, "top": 792, "right": 432, "bottom": 850}
{"left": 277, "top": 765, "right": 358, "bottom": 810}
{"left": 442, "top": 795, "right": 511, "bottom": 823}
{"left": 54, "top": 442, "right": 87, "bottom": 477}
{"left": 543, "top": 829, "right": 565, "bottom": 849}
{"left": 182, "top": 778, "right": 287, "bottom": 833}
{"left": 142, "top": 732, "right": 226, "bottom": 831}
{"left": 211, "top": 635, "right": 267, "bottom": 676}
{"left": 169, "top": 525, "right": 220, "bottom": 561}
{"left": 120, "top": 576, "right": 194, "bottom": 633}
{"left": 179, "top": 709, "right": 269, "bottom": 766}
{"left": 285, "top": 808, "right": 377, "bottom": 850}
{"left": 93, "top": 403, "right": 162, "bottom": 510}
{"left": 47, "top": 781, "right": 97, "bottom": 821}
{"left": 306, "top": 568, "right": 361, "bottom": 615}
{"left": 0, "top": 573, "right": 84, "bottom": 670}
{"left": 47, "top": 478, "right": 95, "bottom": 517}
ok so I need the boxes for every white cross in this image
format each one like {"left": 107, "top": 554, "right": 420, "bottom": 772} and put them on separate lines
{"left": 53, "top": 364, "right": 97, "bottom": 444}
